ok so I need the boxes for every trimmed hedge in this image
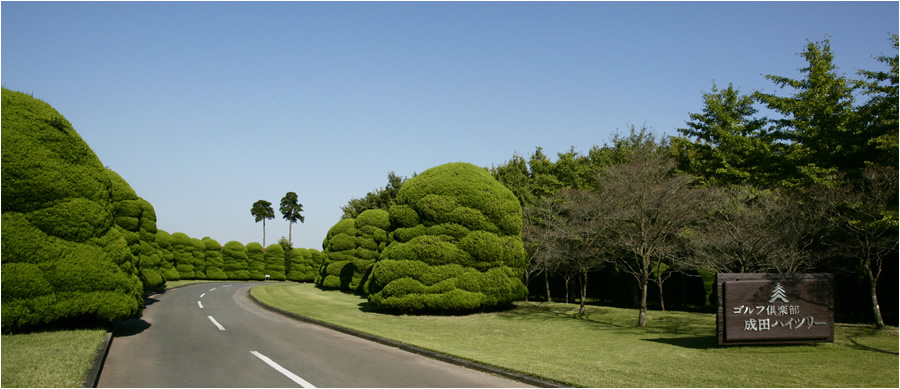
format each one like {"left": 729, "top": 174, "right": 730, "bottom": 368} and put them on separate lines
{"left": 246, "top": 242, "right": 266, "bottom": 280}
{"left": 316, "top": 209, "right": 390, "bottom": 293}
{"left": 222, "top": 241, "right": 249, "bottom": 280}
{"left": 1, "top": 88, "right": 144, "bottom": 330}
{"left": 286, "top": 248, "right": 324, "bottom": 282}
{"left": 365, "top": 162, "right": 527, "bottom": 313}
{"left": 203, "top": 237, "right": 227, "bottom": 280}
{"left": 264, "top": 244, "right": 287, "bottom": 281}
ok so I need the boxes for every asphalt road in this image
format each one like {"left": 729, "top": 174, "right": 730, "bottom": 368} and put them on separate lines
{"left": 97, "top": 282, "right": 529, "bottom": 388}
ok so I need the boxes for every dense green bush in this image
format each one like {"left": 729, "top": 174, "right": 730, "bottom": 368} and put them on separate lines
{"left": 316, "top": 209, "right": 390, "bottom": 292}
{"left": 203, "top": 237, "right": 227, "bottom": 280}
{"left": 171, "top": 232, "right": 196, "bottom": 279}
{"left": 190, "top": 238, "right": 206, "bottom": 279}
{"left": 246, "top": 242, "right": 266, "bottom": 280}
{"left": 222, "top": 241, "right": 249, "bottom": 280}
{"left": 286, "top": 248, "right": 324, "bottom": 282}
{"left": 1, "top": 88, "right": 144, "bottom": 330}
{"left": 365, "top": 162, "right": 527, "bottom": 313}
{"left": 156, "top": 229, "right": 179, "bottom": 281}
{"left": 264, "top": 244, "right": 287, "bottom": 281}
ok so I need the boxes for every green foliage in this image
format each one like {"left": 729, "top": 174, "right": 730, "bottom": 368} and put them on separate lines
{"left": 202, "top": 237, "right": 226, "bottom": 280}
{"left": 286, "top": 248, "right": 323, "bottom": 282}
{"left": 246, "top": 242, "right": 266, "bottom": 280}
{"left": 317, "top": 209, "right": 390, "bottom": 292}
{"left": 264, "top": 244, "right": 286, "bottom": 281}
{"left": 340, "top": 172, "right": 407, "bottom": 219}
{"left": 0, "top": 88, "right": 143, "bottom": 331}
{"left": 671, "top": 83, "right": 781, "bottom": 187}
{"left": 366, "top": 162, "right": 527, "bottom": 313}
{"left": 222, "top": 241, "right": 249, "bottom": 280}
{"left": 170, "top": 232, "right": 195, "bottom": 279}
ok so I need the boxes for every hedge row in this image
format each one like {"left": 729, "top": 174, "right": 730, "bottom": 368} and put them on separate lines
{"left": 136, "top": 232, "right": 324, "bottom": 283}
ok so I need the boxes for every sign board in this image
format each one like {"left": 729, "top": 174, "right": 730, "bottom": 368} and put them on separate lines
{"left": 717, "top": 273, "right": 833, "bottom": 346}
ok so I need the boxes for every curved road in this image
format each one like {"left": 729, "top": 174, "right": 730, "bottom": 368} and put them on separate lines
{"left": 97, "top": 282, "right": 528, "bottom": 388}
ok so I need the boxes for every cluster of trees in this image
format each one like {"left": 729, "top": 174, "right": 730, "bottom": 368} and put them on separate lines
{"left": 251, "top": 192, "right": 305, "bottom": 246}
{"left": 326, "top": 163, "right": 529, "bottom": 313}
{"left": 490, "top": 36, "right": 897, "bottom": 328}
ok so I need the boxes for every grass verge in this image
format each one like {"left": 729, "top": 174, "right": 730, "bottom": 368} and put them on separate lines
{"left": 1, "top": 329, "right": 107, "bottom": 388}
{"left": 252, "top": 283, "right": 899, "bottom": 388}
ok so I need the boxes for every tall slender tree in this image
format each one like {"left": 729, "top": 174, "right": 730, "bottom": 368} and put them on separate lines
{"left": 251, "top": 200, "right": 275, "bottom": 246}
{"left": 280, "top": 192, "right": 305, "bottom": 245}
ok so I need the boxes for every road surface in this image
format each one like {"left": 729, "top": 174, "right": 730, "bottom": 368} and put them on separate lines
{"left": 97, "top": 282, "right": 529, "bottom": 388}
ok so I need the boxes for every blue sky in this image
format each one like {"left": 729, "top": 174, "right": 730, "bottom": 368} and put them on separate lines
{"left": 3, "top": 1, "right": 897, "bottom": 250}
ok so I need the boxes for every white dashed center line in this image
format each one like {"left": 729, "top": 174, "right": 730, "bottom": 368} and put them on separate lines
{"left": 208, "top": 316, "right": 225, "bottom": 331}
{"left": 251, "top": 351, "right": 316, "bottom": 388}
{"left": 198, "top": 301, "right": 204, "bottom": 309}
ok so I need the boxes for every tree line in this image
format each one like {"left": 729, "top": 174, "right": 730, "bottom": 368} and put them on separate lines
{"left": 493, "top": 36, "right": 898, "bottom": 328}
{"left": 340, "top": 36, "right": 898, "bottom": 328}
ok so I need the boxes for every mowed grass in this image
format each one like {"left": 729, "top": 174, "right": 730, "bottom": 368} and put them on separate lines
{"left": 252, "top": 283, "right": 899, "bottom": 388}
{"left": 1, "top": 329, "right": 107, "bottom": 388}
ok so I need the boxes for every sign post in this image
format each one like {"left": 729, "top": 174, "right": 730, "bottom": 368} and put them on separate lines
{"left": 717, "top": 273, "right": 834, "bottom": 346}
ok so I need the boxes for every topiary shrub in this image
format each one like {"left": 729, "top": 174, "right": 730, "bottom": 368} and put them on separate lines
{"left": 246, "top": 242, "right": 265, "bottom": 280}
{"left": 316, "top": 209, "right": 390, "bottom": 293}
{"left": 156, "top": 229, "right": 179, "bottom": 282}
{"left": 1, "top": 88, "right": 144, "bottom": 331}
{"left": 203, "top": 237, "right": 227, "bottom": 280}
{"left": 170, "top": 233, "right": 196, "bottom": 279}
{"left": 222, "top": 241, "right": 249, "bottom": 280}
{"left": 264, "top": 244, "right": 287, "bottom": 280}
{"left": 286, "top": 248, "right": 324, "bottom": 282}
{"left": 190, "top": 238, "right": 207, "bottom": 279}
{"left": 365, "top": 162, "right": 527, "bottom": 313}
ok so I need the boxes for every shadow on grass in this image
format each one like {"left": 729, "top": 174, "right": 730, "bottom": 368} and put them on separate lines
{"left": 847, "top": 336, "right": 900, "bottom": 355}
{"left": 644, "top": 336, "right": 719, "bottom": 349}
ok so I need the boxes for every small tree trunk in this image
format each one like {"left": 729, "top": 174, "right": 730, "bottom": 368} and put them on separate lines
{"left": 658, "top": 280, "right": 666, "bottom": 312}
{"left": 545, "top": 271, "right": 552, "bottom": 302}
{"left": 638, "top": 256, "right": 650, "bottom": 327}
{"left": 867, "top": 266, "right": 885, "bottom": 329}
{"left": 263, "top": 219, "right": 267, "bottom": 247}
{"left": 289, "top": 222, "right": 293, "bottom": 245}
{"left": 578, "top": 270, "right": 589, "bottom": 316}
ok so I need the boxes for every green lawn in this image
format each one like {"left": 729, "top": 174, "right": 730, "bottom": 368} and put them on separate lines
{"left": 1, "top": 329, "right": 107, "bottom": 388}
{"left": 252, "top": 283, "right": 899, "bottom": 388}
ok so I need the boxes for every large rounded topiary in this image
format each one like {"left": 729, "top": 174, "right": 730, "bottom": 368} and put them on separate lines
{"left": 316, "top": 209, "right": 390, "bottom": 292}
{"left": 1, "top": 88, "right": 144, "bottom": 330}
{"left": 365, "top": 162, "right": 528, "bottom": 313}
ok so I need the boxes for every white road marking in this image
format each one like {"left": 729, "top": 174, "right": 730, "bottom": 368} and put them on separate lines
{"left": 224, "top": 285, "right": 232, "bottom": 288}
{"left": 208, "top": 316, "right": 225, "bottom": 331}
{"left": 251, "top": 351, "right": 316, "bottom": 388}
{"left": 209, "top": 287, "right": 217, "bottom": 291}
{"left": 200, "top": 293, "right": 206, "bottom": 298}
{"left": 198, "top": 301, "right": 204, "bottom": 309}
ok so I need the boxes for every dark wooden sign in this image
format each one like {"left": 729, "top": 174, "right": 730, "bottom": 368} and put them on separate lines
{"left": 717, "top": 273, "right": 834, "bottom": 345}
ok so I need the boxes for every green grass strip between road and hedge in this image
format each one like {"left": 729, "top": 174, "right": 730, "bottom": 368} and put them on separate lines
{"left": 1, "top": 329, "right": 107, "bottom": 388}
{"left": 252, "top": 282, "right": 899, "bottom": 388}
